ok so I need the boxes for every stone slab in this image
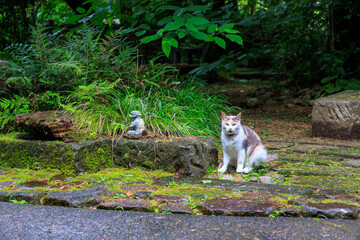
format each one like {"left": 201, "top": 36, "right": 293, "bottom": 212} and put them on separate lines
{"left": 200, "top": 197, "right": 277, "bottom": 216}
{"left": 0, "top": 191, "right": 47, "bottom": 204}
{"left": 149, "top": 195, "right": 189, "bottom": 203}
{"left": 312, "top": 90, "right": 360, "bottom": 139}
{"left": 97, "top": 199, "right": 151, "bottom": 212}
{"left": 43, "top": 185, "right": 110, "bottom": 207}
{"left": 155, "top": 176, "right": 313, "bottom": 195}
{"left": 160, "top": 203, "right": 193, "bottom": 214}
{"left": 294, "top": 201, "right": 360, "bottom": 219}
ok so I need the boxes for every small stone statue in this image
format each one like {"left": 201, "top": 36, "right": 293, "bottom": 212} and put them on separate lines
{"left": 127, "top": 110, "right": 146, "bottom": 135}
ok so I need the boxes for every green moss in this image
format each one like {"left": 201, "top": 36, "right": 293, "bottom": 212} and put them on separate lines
{"left": 79, "top": 144, "right": 114, "bottom": 173}
{"left": 142, "top": 161, "right": 156, "bottom": 170}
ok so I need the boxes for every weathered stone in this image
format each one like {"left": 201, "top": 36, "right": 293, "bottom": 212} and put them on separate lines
{"left": 155, "top": 176, "right": 313, "bottom": 195}
{"left": 299, "top": 202, "right": 360, "bottom": 219}
{"left": 14, "top": 111, "right": 77, "bottom": 141}
{"left": 304, "top": 189, "right": 360, "bottom": 203}
{"left": 312, "top": 90, "right": 360, "bottom": 139}
{"left": 43, "top": 184, "right": 110, "bottom": 207}
{"left": 97, "top": 199, "right": 150, "bottom": 212}
{"left": 0, "top": 191, "right": 47, "bottom": 204}
{"left": 200, "top": 197, "right": 277, "bottom": 216}
{"left": 270, "top": 173, "right": 285, "bottom": 182}
{"left": 248, "top": 177, "right": 259, "bottom": 182}
{"left": 49, "top": 181, "right": 86, "bottom": 190}
{"left": 279, "top": 206, "right": 302, "bottom": 217}
{"left": 343, "top": 160, "right": 360, "bottom": 168}
{"left": 259, "top": 176, "right": 275, "bottom": 184}
{"left": 220, "top": 174, "right": 234, "bottom": 181}
{"left": 113, "top": 137, "right": 218, "bottom": 177}
{"left": 0, "top": 181, "right": 15, "bottom": 190}
{"left": 1, "top": 136, "right": 217, "bottom": 177}
{"left": 134, "top": 191, "right": 152, "bottom": 199}
{"left": 120, "top": 183, "right": 156, "bottom": 192}
{"left": 0, "top": 137, "right": 114, "bottom": 175}
{"left": 160, "top": 202, "right": 193, "bottom": 214}
{"left": 149, "top": 195, "right": 189, "bottom": 203}
{"left": 14, "top": 180, "right": 48, "bottom": 190}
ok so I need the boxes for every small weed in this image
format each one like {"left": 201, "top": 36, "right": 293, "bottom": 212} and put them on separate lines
{"left": 10, "top": 199, "right": 28, "bottom": 204}
{"left": 163, "top": 211, "right": 172, "bottom": 214}
{"left": 206, "top": 165, "right": 216, "bottom": 175}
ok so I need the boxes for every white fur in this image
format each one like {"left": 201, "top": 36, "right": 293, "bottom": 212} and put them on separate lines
{"left": 218, "top": 115, "right": 267, "bottom": 174}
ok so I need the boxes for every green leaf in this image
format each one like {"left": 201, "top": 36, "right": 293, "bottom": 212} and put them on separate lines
{"left": 187, "top": 17, "right": 209, "bottom": 26}
{"left": 223, "top": 29, "right": 239, "bottom": 34}
{"left": 190, "top": 31, "right": 210, "bottom": 41}
{"left": 185, "top": 22, "right": 198, "bottom": 32}
{"left": 214, "top": 36, "right": 226, "bottom": 49}
{"left": 226, "top": 34, "right": 243, "bottom": 45}
{"left": 185, "top": 5, "right": 210, "bottom": 12}
{"left": 207, "top": 24, "right": 218, "bottom": 33}
{"left": 140, "top": 34, "right": 161, "bottom": 44}
{"left": 157, "top": 16, "right": 173, "bottom": 26}
{"left": 137, "top": 24, "right": 150, "bottom": 30}
{"left": 169, "top": 38, "right": 179, "bottom": 48}
{"left": 174, "top": 8, "right": 186, "bottom": 16}
{"left": 76, "top": 7, "right": 86, "bottom": 14}
{"left": 135, "top": 30, "right": 146, "bottom": 37}
{"left": 176, "top": 29, "right": 187, "bottom": 39}
{"left": 162, "top": 37, "right": 172, "bottom": 58}
{"left": 157, "top": 5, "right": 181, "bottom": 12}
{"left": 173, "top": 15, "right": 185, "bottom": 25}
{"left": 164, "top": 21, "right": 184, "bottom": 31}
{"left": 219, "top": 23, "right": 235, "bottom": 33}
{"left": 201, "top": 180, "right": 212, "bottom": 184}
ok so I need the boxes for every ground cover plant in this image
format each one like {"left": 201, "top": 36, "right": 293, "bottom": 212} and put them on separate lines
{"left": 0, "top": 25, "right": 237, "bottom": 137}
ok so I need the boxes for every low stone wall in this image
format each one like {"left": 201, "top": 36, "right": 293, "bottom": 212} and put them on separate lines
{"left": 0, "top": 136, "right": 218, "bottom": 177}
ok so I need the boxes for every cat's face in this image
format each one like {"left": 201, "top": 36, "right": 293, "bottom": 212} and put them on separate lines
{"left": 221, "top": 112, "right": 242, "bottom": 136}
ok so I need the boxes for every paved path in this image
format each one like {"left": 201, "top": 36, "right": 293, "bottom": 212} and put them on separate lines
{"left": 1, "top": 202, "right": 359, "bottom": 240}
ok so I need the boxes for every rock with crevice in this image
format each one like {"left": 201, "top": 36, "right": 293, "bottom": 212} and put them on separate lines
{"left": 43, "top": 184, "right": 111, "bottom": 207}
{"left": 299, "top": 201, "right": 360, "bottom": 219}
{"left": 14, "top": 180, "right": 48, "bottom": 190}
{"left": 312, "top": 90, "right": 360, "bottom": 139}
{"left": 200, "top": 197, "right": 277, "bottom": 216}
{"left": 160, "top": 202, "right": 193, "bottom": 214}
{"left": 0, "top": 191, "right": 47, "bottom": 204}
{"left": 149, "top": 195, "right": 189, "bottom": 203}
{"left": 97, "top": 199, "right": 151, "bottom": 211}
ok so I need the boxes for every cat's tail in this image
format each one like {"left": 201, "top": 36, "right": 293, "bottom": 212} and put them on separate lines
{"left": 266, "top": 153, "right": 278, "bottom": 163}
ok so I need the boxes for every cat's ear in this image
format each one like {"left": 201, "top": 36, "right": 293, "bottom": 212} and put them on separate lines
{"left": 235, "top": 112, "right": 241, "bottom": 121}
{"left": 221, "top": 112, "right": 227, "bottom": 120}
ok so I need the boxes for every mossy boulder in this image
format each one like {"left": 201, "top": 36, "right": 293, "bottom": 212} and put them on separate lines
{"left": 0, "top": 136, "right": 218, "bottom": 177}
{"left": 112, "top": 136, "right": 218, "bottom": 177}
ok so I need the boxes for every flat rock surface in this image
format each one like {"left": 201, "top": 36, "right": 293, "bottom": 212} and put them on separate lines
{"left": 200, "top": 196, "right": 277, "bottom": 216}
{"left": 159, "top": 203, "right": 193, "bottom": 214}
{"left": 294, "top": 201, "right": 360, "bottom": 219}
{"left": 1, "top": 202, "right": 360, "bottom": 240}
{"left": 155, "top": 176, "right": 313, "bottom": 195}
{"left": 149, "top": 195, "right": 189, "bottom": 203}
{"left": 43, "top": 185, "right": 110, "bottom": 207}
{"left": 98, "top": 199, "right": 151, "bottom": 211}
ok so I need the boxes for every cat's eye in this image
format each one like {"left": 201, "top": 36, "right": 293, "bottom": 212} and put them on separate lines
{"left": 225, "top": 123, "right": 229, "bottom": 126}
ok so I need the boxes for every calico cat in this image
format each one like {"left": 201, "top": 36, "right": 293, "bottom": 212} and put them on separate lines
{"left": 218, "top": 112, "right": 277, "bottom": 174}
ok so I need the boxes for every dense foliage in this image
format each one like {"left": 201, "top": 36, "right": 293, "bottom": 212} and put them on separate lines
{"left": 1, "top": 0, "right": 359, "bottom": 135}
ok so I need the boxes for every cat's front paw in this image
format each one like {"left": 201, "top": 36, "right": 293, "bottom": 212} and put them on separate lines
{"left": 243, "top": 167, "right": 252, "bottom": 173}
{"left": 218, "top": 167, "right": 227, "bottom": 174}
{"left": 236, "top": 167, "right": 244, "bottom": 173}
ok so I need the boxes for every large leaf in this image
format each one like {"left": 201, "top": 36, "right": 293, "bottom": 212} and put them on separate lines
{"left": 190, "top": 31, "right": 210, "bottom": 41}
{"left": 226, "top": 34, "right": 243, "bottom": 45}
{"left": 219, "top": 23, "right": 235, "bottom": 33}
{"left": 162, "top": 37, "right": 172, "bottom": 58}
{"left": 137, "top": 24, "right": 150, "bottom": 30}
{"left": 157, "top": 16, "right": 173, "bottom": 26}
{"left": 185, "top": 5, "right": 210, "bottom": 12}
{"left": 185, "top": 22, "right": 198, "bottom": 32}
{"left": 173, "top": 15, "right": 185, "bottom": 25}
{"left": 140, "top": 34, "right": 161, "bottom": 44}
{"left": 157, "top": 5, "right": 181, "bottom": 12}
{"left": 187, "top": 17, "right": 209, "bottom": 26}
{"left": 135, "top": 30, "right": 146, "bottom": 37}
{"left": 207, "top": 24, "right": 218, "bottom": 33}
{"left": 214, "top": 36, "right": 226, "bottom": 49}
{"left": 164, "top": 21, "right": 184, "bottom": 31}
{"left": 176, "top": 29, "right": 187, "bottom": 39}
{"left": 169, "top": 38, "right": 179, "bottom": 48}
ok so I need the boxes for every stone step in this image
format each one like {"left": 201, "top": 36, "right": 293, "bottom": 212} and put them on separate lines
{"left": 283, "top": 175, "right": 360, "bottom": 192}
{"left": 277, "top": 163, "right": 360, "bottom": 178}
{"left": 154, "top": 176, "right": 313, "bottom": 196}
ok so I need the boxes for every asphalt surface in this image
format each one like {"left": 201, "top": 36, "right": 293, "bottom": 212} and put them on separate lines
{"left": 0, "top": 202, "right": 359, "bottom": 240}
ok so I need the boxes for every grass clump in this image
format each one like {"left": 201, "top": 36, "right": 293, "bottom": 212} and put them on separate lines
{"left": 1, "top": 25, "right": 238, "bottom": 137}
